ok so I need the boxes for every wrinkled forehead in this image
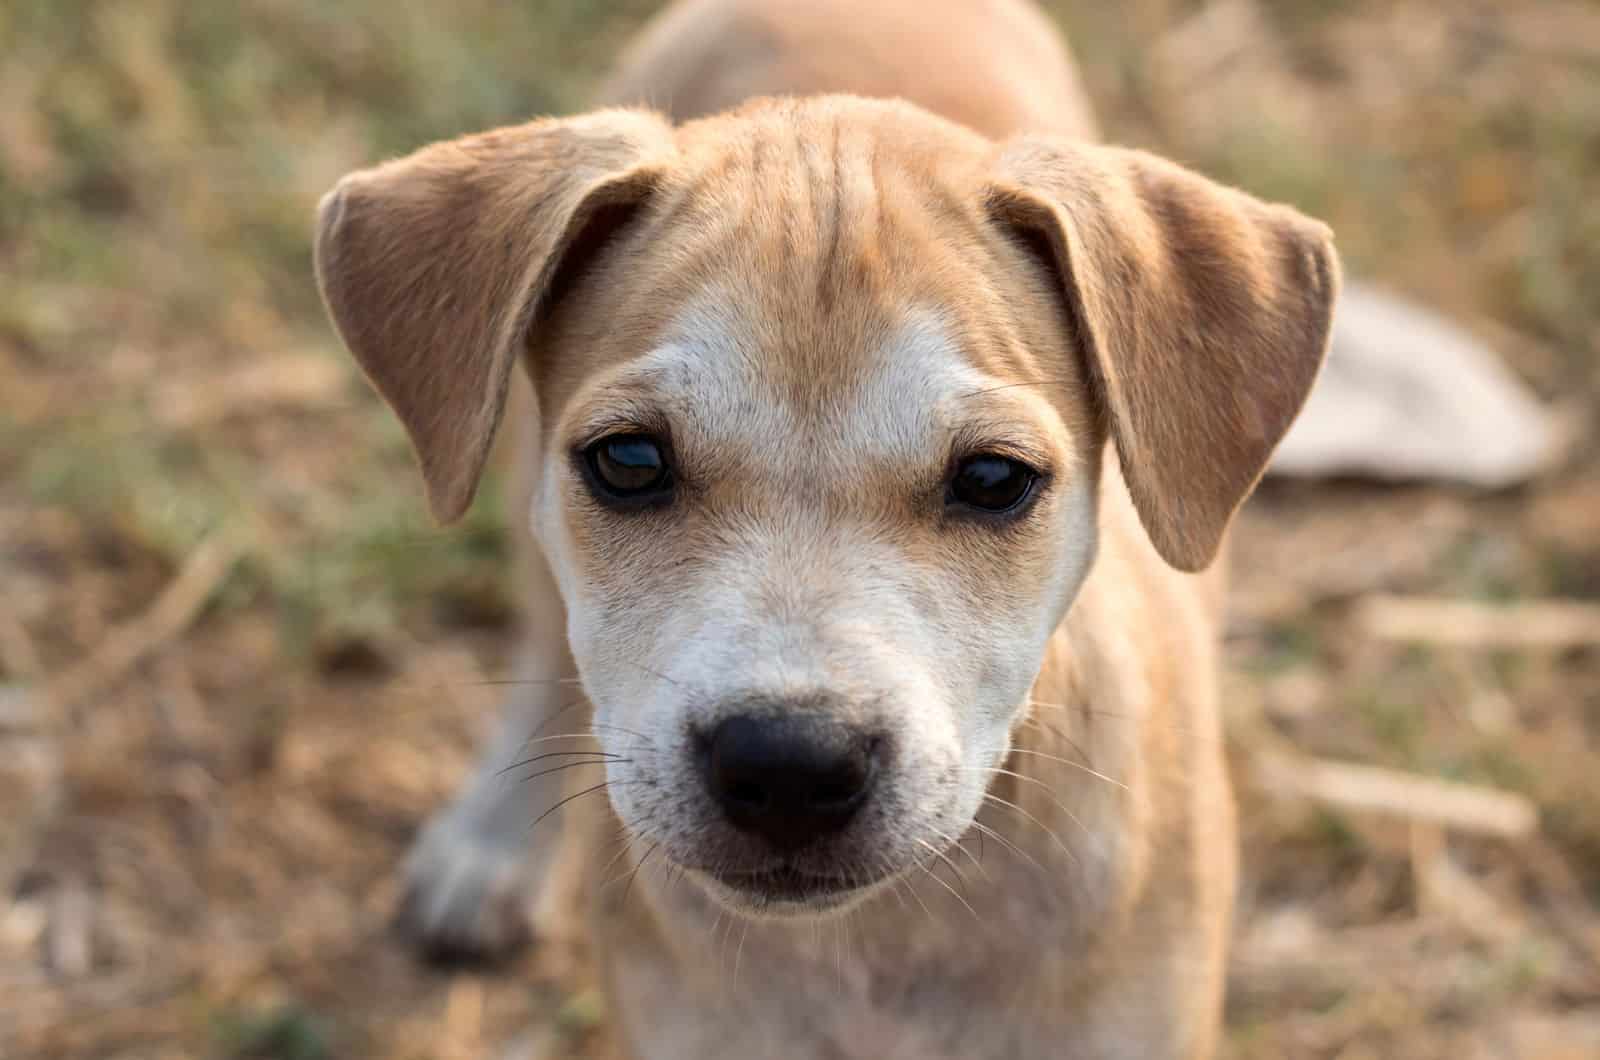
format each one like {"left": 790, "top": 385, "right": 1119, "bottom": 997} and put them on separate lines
{"left": 544, "top": 105, "right": 1091, "bottom": 469}
{"left": 564, "top": 294, "right": 1068, "bottom": 475}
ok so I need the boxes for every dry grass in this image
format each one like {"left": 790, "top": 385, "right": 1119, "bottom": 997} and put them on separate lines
{"left": 2, "top": 1, "right": 1597, "bottom": 1057}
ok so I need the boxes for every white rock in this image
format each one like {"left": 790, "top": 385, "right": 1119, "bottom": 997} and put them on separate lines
{"left": 1271, "top": 283, "right": 1565, "bottom": 486}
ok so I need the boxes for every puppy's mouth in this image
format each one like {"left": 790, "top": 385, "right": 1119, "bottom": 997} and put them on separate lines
{"left": 693, "top": 861, "right": 880, "bottom": 914}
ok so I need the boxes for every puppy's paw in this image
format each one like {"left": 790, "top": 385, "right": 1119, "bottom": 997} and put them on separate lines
{"left": 397, "top": 809, "right": 537, "bottom": 962}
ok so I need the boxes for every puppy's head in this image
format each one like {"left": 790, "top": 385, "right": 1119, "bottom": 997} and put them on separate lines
{"left": 315, "top": 97, "right": 1337, "bottom": 917}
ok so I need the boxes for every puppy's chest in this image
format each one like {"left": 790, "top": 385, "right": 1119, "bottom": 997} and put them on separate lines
{"left": 601, "top": 896, "right": 1074, "bottom": 1059}
{"left": 611, "top": 952, "right": 1041, "bottom": 1059}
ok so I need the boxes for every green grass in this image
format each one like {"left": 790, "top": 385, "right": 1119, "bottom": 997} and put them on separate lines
{"left": 213, "top": 1000, "right": 333, "bottom": 1060}
{"left": 2, "top": 0, "right": 628, "bottom": 660}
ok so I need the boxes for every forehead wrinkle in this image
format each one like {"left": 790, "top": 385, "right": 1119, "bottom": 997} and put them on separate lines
{"left": 562, "top": 116, "right": 1076, "bottom": 475}
{"left": 708, "top": 111, "right": 904, "bottom": 395}
{"left": 651, "top": 109, "right": 993, "bottom": 408}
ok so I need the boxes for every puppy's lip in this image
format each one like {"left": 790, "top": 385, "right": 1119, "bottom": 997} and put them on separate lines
{"left": 686, "top": 861, "right": 881, "bottom": 910}
{"left": 716, "top": 865, "right": 862, "bottom": 901}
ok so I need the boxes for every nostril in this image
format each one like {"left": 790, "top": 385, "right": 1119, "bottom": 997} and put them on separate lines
{"left": 809, "top": 781, "right": 857, "bottom": 807}
{"left": 723, "top": 778, "right": 769, "bottom": 810}
{"left": 806, "top": 753, "right": 875, "bottom": 811}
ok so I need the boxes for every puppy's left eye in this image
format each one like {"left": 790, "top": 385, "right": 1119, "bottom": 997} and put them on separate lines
{"left": 583, "top": 433, "right": 673, "bottom": 504}
{"left": 948, "top": 454, "right": 1038, "bottom": 514}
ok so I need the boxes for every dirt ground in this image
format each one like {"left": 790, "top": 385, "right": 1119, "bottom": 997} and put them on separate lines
{"left": 2, "top": 2, "right": 1597, "bottom": 1057}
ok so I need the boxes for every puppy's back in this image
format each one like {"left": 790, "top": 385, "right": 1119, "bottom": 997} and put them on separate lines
{"left": 599, "top": 0, "right": 1100, "bottom": 140}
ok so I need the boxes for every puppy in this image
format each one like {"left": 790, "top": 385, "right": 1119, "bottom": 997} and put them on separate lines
{"left": 313, "top": 1, "right": 1338, "bottom": 1056}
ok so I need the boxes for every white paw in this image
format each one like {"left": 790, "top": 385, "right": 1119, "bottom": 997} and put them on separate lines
{"left": 398, "top": 807, "right": 537, "bottom": 961}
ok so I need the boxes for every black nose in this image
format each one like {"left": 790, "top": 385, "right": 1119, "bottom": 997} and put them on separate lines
{"left": 702, "top": 714, "right": 881, "bottom": 851}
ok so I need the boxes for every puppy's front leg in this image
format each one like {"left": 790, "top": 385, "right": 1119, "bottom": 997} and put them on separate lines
{"left": 398, "top": 549, "right": 586, "bottom": 961}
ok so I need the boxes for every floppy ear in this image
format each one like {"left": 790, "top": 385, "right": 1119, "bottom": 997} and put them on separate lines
{"left": 988, "top": 139, "right": 1339, "bottom": 572}
{"left": 313, "top": 109, "right": 675, "bottom": 523}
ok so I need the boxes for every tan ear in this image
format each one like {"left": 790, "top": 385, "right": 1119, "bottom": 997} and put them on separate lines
{"left": 313, "top": 109, "right": 675, "bottom": 523}
{"left": 988, "top": 139, "right": 1340, "bottom": 572}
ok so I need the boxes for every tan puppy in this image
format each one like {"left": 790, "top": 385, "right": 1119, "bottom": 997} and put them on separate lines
{"left": 313, "top": 1, "right": 1338, "bottom": 1056}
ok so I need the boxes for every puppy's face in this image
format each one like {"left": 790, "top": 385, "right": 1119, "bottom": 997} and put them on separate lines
{"left": 542, "top": 308, "right": 1098, "bottom": 915}
{"left": 526, "top": 108, "right": 1105, "bottom": 916}
{"left": 315, "top": 97, "right": 1337, "bottom": 919}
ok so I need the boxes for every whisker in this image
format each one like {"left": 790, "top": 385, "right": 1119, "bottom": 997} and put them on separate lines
{"left": 733, "top": 917, "right": 751, "bottom": 986}
{"left": 959, "top": 837, "right": 987, "bottom": 878}
{"left": 619, "top": 841, "right": 660, "bottom": 909}
{"left": 900, "top": 870, "right": 937, "bottom": 925}
{"left": 509, "top": 725, "right": 655, "bottom": 755}
{"left": 982, "top": 792, "right": 1079, "bottom": 866}
{"left": 518, "top": 758, "right": 628, "bottom": 785}
{"left": 1017, "top": 714, "right": 1096, "bottom": 768}
{"left": 1025, "top": 698, "right": 1199, "bottom": 734}
{"left": 956, "top": 376, "right": 1080, "bottom": 400}
{"left": 520, "top": 697, "right": 592, "bottom": 748}
{"left": 1004, "top": 747, "right": 1127, "bottom": 790}
{"left": 916, "top": 858, "right": 981, "bottom": 923}
{"left": 496, "top": 748, "right": 621, "bottom": 778}
{"left": 884, "top": 874, "right": 912, "bottom": 914}
{"left": 708, "top": 905, "right": 727, "bottom": 954}
{"left": 589, "top": 720, "right": 658, "bottom": 745}
{"left": 382, "top": 678, "right": 583, "bottom": 697}
{"left": 509, "top": 701, "right": 667, "bottom": 764}
{"left": 927, "top": 825, "right": 989, "bottom": 881}
{"left": 527, "top": 780, "right": 618, "bottom": 834}
{"left": 508, "top": 731, "right": 606, "bottom": 747}
{"left": 597, "top": 829, "right": 641, "bottom": 886}
{"left": 722, "top": 902, "right": 741, "bottom": 980}
{"left": 666, "top": 860, "right": 686, "bottom": 892}
{"left": 916, "top": 836, "right": 974, "bottom": 891}
{"left": 968, "top": 819, "right": 1047, "bottom": 877}
{"left": 500, "top": 721, "right": 656, "bottom": 779}
{"left": 972, "top": 767, "right": 1095, "bottom": 846}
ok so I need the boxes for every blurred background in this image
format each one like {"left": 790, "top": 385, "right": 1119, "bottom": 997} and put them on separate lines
{"left": 2, "top": 1, "right": 1597, "bottom": 1057}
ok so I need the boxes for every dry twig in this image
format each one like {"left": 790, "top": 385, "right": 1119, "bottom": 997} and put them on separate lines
{"left": 1255, "top": 752, "right": 1538, "bottom": 838}
{"left": 1353, "top": 594, "right": 1600, "bottom": 648}
{"left": 47, "top": 530, "right": 246, "bottom": 715}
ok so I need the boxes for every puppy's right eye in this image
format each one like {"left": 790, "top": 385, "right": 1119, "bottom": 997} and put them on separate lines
{"left": 948, "top": 453, "right": 1038, "bottom": 515}
{"left": 583, "top": 434, "right": 673, "bottom": 505}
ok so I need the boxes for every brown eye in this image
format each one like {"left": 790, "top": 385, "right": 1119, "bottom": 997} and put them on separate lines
{"left": 948, "top": 454, "right": 1037, "bottom": 514}
{"left": 584, "top": 434, "right": 672, "bottom": 503}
